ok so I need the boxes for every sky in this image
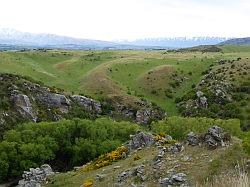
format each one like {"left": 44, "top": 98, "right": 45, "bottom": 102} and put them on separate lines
{"left": 0, "top": 0, "right": 250, "bottom": 41}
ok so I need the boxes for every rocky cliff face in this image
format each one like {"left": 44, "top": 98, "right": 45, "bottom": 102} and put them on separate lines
{"left": 0, "top": 74, "right": 102, "bottom": 135}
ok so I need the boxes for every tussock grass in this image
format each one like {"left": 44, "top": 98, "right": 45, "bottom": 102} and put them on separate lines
{"left": 200, "top": 164, "right": 249, "bottom": 187}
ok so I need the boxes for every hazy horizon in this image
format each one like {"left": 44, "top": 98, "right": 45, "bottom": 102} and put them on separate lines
{"left": 0, "top": 27, "right": 234, "bottom": 43}
{"left": 0, "top": 0, "right": 250, "bottom": 40}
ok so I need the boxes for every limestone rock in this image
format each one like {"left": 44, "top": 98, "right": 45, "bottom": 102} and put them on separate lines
{"left": 116, "top": 104, "right": 135, "bottom": 119}
{"left": 196, "top": 91, "right": 204, "bottom": 98}
{"left": 135, "top": 107, "right": 166, "bottom": 125}
{"left": 204, "top": 126, "right": 225, "bottom": 149}
{"left": 12, "top": 94, "right": 37, "bottom": 121}
{"left": 72, "top": 95, "right": 102, "bottom": 114}
{"left": 207, "top": 126, "right": 223, "bottom": 141}
{"left": 187, "top": 132, "right": 200, "bottom": 146}
{"left": 160, "top": 173, "right": 187, "bottom": 186}
{"left": 37, "top": 93, "right": 70, "bottom": 113}
{"left": 218, "top": 59, "right": 226, "bottom": 65}
{"left": 17, "top": 164, "right": 54, "bottom": 187}
{"left": 133, "top": 165, "right": 146, "bottom": 181}
{"left": 126, "top": 132, "right": 155, "bottom": 151}
{"left": 186, "top": 126, "right": 230, "bottom": 149}
{"left": 168, "top": 143, "right": 184, "bottom": 154}
{"left": 117, "top": 170, "right": 132, "bottom": 183}
{"left": 96, "top": 174, "right": 105, "bottom": 181}
{"left": 199, "top": 96, "right": 208, "bottom": 108}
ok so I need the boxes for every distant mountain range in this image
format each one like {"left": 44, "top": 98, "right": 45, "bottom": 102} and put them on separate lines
{"left": 0, "top": 28, "right": 249, "bottom": 50}
{"left": 0, "top": 28, "right": 122, "bottom": 50}
{"left": 0, "top": 28, "right": 173, "bottom": 50}
{"left": 219, "top": 37, "right": 250, "bottom": 45}
{"left": 115, "top": 37, "right": 230, "bottom": 48}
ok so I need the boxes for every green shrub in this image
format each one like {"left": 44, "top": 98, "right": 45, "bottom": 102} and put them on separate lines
{"left": 0, "top": 118, "right": 140, "bottom": 182}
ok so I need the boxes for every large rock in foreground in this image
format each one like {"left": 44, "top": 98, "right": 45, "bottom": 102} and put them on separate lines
{"left": 17, "top": 164, "right": 54, "bottom": 187}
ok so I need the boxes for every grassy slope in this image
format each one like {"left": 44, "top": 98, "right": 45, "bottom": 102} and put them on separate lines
{"left": 107, "top": 52, "right": 221, "bottom": 115}
{"left": 46, "top": 139, "right": 247, "bottom": 187}
{"left": 0, "top": 46, "right": 249, "bottom": 115}
{"left": 0, "top": 50, "right": 118, "bottom": 93}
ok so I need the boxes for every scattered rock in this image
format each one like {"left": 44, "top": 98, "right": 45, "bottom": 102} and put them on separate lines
{"left": 160, "top": 173, "right": 187, "bottom": 186}
{"left": 246, "top": 160, "right": 250, "bottom": 168}
{"left": 96, "top": 174, "right": 105, "bottom": 181}
{"left": 186, "top": 132, "right": 200, "bottom": 146}
{"left": 165, "top": 135, "right": 173, "bottom": 141}
{"left": 218, "top": 59, "right": 226, "bottom": 65}
{"left": 114, "top": 166, "right": 121, "bottom": 170}
{"left": 196, "top": 91, "right": 204, "bottom": 98}
{"left": 199, "top": 96, "right": 208, "bottom": 108}
{"left": 207, "top": 126, "right": 223, "bottom": 141}
{"left": 181, "top": 155, "right": 192, "bottom": 162}
{"left": 117, "top": 170, "right": 132, "bottom": 183}
{"left": 133, "top": 165, "right": 146, "bottom": 181}
{"left": 168, "top": 143, "right": 184, "bottom": 154}
{"left": 73, "top": 166, "right": 82, "bottom": 171}
{"left": 117, "top": 165, "right": 147, "bottom": 184}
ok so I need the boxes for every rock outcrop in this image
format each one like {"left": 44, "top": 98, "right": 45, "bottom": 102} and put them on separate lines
{"left": 126, "top": 131, "right": 155, "bottom": 151}
{"left": 17, "top": 164, "right": 54, "bottom": 187}
{"left": 11, "top": 93, "right": 37, "bottom": 121}
{"left": 136, "top": 108, "right": 165, "bottom": 125}
{"left": 186, "top": 126, "right": 231, "bottom": 149}
{"left": 0, "top": 73, "right": 103, "bottom": 134}
{"left": 176, "top": 61, "right": 242, "bottom": 120}
{"left": 72, "top": 95, "right": 102, "bottom": 114}
{"left": 36, "top": 92, "right": 71, "bottom": 113}
{"left": 113, "top": 100, "right": 166, "bottom": 125}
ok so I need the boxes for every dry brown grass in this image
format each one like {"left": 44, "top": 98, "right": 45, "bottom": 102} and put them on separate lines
{"left": 199, "top": 164, "right": 249, "bottom": 187}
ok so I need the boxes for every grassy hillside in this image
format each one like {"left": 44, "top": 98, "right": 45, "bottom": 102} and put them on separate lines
{"left": 47, "top": 141, "right": 248, "bottom": 187}
{"left": 44, "top": 117, "right": 248, "bottom": 187}
{"left": 0, "top": 46, "right": 249, "bottom": 116}
{"left": 0, "top": 46, "right": 249, "bottom": 185}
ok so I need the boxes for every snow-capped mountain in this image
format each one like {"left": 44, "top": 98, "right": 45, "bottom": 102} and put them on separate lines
{"left": 219, "top": 37, "right": 250, "bottom": 46}
{"left": 116, "top": 37, "right": 231, "bottom": 48}
{"left": 0, "top": 28, "right": 118, "bottom": 48}
{"left": 0, "top": 28, "right": 232, "bottom": 50}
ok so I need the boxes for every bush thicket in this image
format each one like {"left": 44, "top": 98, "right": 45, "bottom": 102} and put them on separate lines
{"left": 0, "top": 118, "right": 139, "bottom": 182}
{"left": 151, "top": 116, "right": 242, "bottom": 140}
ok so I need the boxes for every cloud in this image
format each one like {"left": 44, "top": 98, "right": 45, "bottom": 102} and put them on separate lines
{"left": 0, "top": 0, "right": 249, "bottom": 40}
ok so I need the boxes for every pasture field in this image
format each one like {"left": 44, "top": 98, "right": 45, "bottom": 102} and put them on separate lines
{"left": 0, "top": 46, "right": 249, "bottom": 115}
